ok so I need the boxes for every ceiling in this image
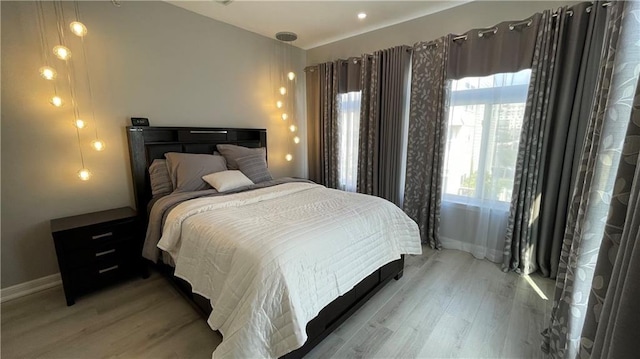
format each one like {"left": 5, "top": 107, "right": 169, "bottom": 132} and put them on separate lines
{"left": 167, "top": 1, "right": 471, "bottom": 49}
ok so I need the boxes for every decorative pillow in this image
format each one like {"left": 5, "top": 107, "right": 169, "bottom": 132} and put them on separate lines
{"left": 216, "top": 144, "right": 267, "bottom": 170}
{"left": 148, "top": 159, "right": 172, "bottom": 198}
{"left": 202, "top": 170, "right": 254, "bottom": 192}
{"left": 164, "top": 152, "right": 227, "bottom": 192}
{"left": 236, "top": 153, "right": 273, "bottom": 184}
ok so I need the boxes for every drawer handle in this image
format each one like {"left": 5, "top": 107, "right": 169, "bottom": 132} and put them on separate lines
{"left": 92, "top": 232, "right": 113, "bottom": 240}
{"left": 98, "top": 265, "right": 119, "bottom": 274}
{"left": 95, "top": 249, "right": 116, "bottom": 257}
{"left": 190, "top": 130, "right": 227, "bottom": 134}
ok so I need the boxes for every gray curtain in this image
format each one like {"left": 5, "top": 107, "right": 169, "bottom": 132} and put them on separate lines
{"left": 305, "top": 63, "right": 338, "bottom": 187}
{"left": 503, "top": 2, "right": 607, "bottom": 276}
{"left": 542, "top": 1, "right": 640, "bottom": 356}
{"left": 305, "top": 60, "right": 362, "bottom": 188}
{"left": 357, "top": 46, "right": 411, "bottom": 206}
{"left": 447, "top": 14, "right": 540, "bottom": 79}
{"left": 403, "top": 37, "right": 449, "bottom": 248}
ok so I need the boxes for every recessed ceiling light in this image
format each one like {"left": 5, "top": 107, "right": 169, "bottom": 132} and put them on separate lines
{"left": 357, "top": 12, "right": 367, "bottom": 20}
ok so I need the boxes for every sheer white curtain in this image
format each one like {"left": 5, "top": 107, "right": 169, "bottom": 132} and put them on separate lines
{"left": 440, "top": 70, "right": 531, "bottom": 262}
{"left": 337, "top": 91, "right": 361, "bottom": 192}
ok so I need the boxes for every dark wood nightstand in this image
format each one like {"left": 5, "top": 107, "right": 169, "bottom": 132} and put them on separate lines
{"left": 51, "top": 207, "right": 148, "bottom": 306}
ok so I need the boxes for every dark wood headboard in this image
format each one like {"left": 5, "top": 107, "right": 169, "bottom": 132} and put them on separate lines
{"left": 126, "top": 126, "right": 267, "bottom": 217}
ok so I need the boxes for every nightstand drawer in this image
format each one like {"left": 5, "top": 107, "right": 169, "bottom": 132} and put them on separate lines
{"left": 70, "top": 260, "right": 136, "bottom": 295}
{"left": 65, "top": 237, "right": 136, "bottom": 269}
{"left": 59, "top": 220, "right": 137, "bottom": 251}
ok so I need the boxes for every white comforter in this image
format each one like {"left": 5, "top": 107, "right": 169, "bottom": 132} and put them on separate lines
{"left": 158, "top": 182, "right": 422, "bottom": 358}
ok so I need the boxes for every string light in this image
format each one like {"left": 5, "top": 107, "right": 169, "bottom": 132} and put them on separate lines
{"left": 279, "top": 86, "right": 287, "bottom": 95}
{"left": 50, "top": 96, "right": 63, "bottom": 107}
{"left": 78, "top": 168, "right": 91, "bottom": 181}
{"left": 276, "top": 101, "right": 283, "bottom": 108}
{"left": 287, "top": 72, "right": 295, "bottom": 81}
{"left": 293, "top": 136, "right": 300, "bottom": 144}
{"left": 289, "top": 125, "right": 297, "bottom": 132}
{"left": 75, "top": 119, "right": 86, "bottom": 129}
{"left": 91, "top": 139, "right": 105, "bottom": 151}
{"left": 39, "top": 66, "right": 57, "bottom": 80}
{"left": 69, "top": 21, "right": 87, "bottom": 37}
{"left": 53, "top": 45, "right": 71, "bottom": 60}
{"left": 281, "top": 113, "right": 288, "bottom": 120}
{"left": 285, "top": 154, "right": 293, "bottom": 161}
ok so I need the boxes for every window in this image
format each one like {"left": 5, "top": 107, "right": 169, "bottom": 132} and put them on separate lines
{"left": 442, "top": 70, "right": 531, "bottom": 206}
{"left": 337, "top": 91, "right": 361, "bottom": 192}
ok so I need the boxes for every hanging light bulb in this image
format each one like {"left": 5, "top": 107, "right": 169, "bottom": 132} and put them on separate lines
{"left": 50, "top": 96, "right": 63, "bottom": 107}
{"left": 289, "top": 125, "right": 297, "bottom": 132}
{"left": 75, "top": 119, "right": 86, "bottom": 129}
{"left": 91, "top": 139, "right": 106, "bottom": 151}
{"left": 39, "top": 66, "right": 57, "bottom": 80}
{"left": 293, "top": 136, "right": 300, "bottom": 144}
{"left": 78, "top": 168, "right": 91, "bottom": 181}
{"left": 281, "top": 113, "right": 288, "bottom": 121}
{"left": 279, "top": 87, "right": 287, "bottom": 95}
{"left": 276, "top": 100, "right": 283, "bottom": 109}
{"left": 285, "top": 154, "right": 293, "bottom": 162}
{"left": 288, "top": 72, "right": 295, "bottom": 81}
{"left": 69, "top": 21, "right": 87, "bottom": 37}
{"left": 53, "top": 45, "right": 71, "bottom": 60}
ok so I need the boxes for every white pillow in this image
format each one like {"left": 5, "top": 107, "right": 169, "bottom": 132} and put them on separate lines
{"left": 202, "top": 170, "right": 254, "bottom": 192}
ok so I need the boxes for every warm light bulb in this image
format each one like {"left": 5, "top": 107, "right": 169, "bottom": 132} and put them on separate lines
{"left": 53, "top": 45, "right": 71, "bottom": 60}
{"left": 276, "top": 101, "right": 283, "bottom": 108}
{"left": 39, "top": 66, "right": 57, "bottom": 80}
{"left": 293, "top": 136, "right": 300, "bottom": 144}
{"left": 50, "top": 96, "right": 63, "bottom": 107}
{"left": 281, "top": 113, "right": 288, "bottom": 121}
{"left": 285, "top": 154, "right": 293, "bottom": 162}
{"left": 78, "top": 168, "right": 91, "bottom": 181}
{"left": 289, "top": 125, "right": 297, "bottom": 132}
{"left": 279, "top": 87, "right": 287, "bottom": 95}
{"left": 287, "top": 72, "right": 295, "bottom": 81}
{"left": 75, "top": 119, "right": 86, "bottom": 129}
{"left": 69, "top": 21, "right": 87, "bottom": 37}
{"left": 91, "top": 139, "right": 105, "bottom": 151}
{"left": 358, "top": 12, "right": 367, "bottom": 20}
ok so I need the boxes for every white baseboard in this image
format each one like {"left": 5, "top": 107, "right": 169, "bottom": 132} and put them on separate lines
{"left": 1, "top": 273, "right": 62, "bottom": 303}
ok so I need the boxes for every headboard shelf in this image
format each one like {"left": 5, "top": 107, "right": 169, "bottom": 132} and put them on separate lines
{"left": 126, "top": 126, "right": 267, "bottom": 217}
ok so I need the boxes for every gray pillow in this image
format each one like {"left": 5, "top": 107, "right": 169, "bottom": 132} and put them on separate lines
{"left": 148, "top": 159, "right": 172, "bottom": 198}
{"left": 164, "top": 152, "right": 227, "bottom": 192}
{"left": 236, "top": 153, "right": 273, "bottom": 184}
{"left": 216, "top": 144, "right": 267, "bottom": 170}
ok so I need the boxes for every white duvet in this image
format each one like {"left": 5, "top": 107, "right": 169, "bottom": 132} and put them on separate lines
{"left": 158, "top": 182, "right": 422, "bottom": 358}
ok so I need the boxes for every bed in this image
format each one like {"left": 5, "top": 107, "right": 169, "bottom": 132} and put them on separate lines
{"left": 126, "top": 126, "right": 422, "bottom": 358}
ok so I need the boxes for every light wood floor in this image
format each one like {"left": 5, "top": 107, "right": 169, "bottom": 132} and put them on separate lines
{"left": 1, "top": 247, "right": 554, "bottom": 358}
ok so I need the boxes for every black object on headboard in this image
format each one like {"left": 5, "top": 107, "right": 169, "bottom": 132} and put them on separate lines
{"left": 126, "top": 126, "right": 267, "bottom": 217}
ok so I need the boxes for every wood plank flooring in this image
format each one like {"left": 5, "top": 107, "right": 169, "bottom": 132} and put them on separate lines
{"left": 1, "top": 247, "right": 554, "bottom": 358}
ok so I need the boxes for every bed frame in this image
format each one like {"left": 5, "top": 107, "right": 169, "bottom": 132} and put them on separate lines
{"left": 126, "top": 126, "right": 404, "bottom": 358}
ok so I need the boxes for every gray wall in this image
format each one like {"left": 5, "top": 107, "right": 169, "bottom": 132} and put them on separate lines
{"left": 1, "top": 1, "right": 306, "bottom": 288}
{"left": 307, "top": 1, "right": 579, "bottom": 64}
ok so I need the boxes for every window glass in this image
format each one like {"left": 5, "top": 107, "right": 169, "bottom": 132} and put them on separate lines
{"left": 442, "top": 69, "right": 531, "bottom": 204}
{"left": 337, "top": 91, "right": 361, "bottom": 192}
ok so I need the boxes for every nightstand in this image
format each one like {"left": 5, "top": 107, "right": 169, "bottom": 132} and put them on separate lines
{"left": 51, "top": 207, "right": 147, "bottom": 306}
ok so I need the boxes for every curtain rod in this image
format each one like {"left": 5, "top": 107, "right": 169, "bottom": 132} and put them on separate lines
{"left": 452, "top": 1, "right": 612, "bottom": 42}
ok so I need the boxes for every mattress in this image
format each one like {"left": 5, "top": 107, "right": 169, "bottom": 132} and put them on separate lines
{"left": 155, "top": 182, "right": 422, "bottom": 358}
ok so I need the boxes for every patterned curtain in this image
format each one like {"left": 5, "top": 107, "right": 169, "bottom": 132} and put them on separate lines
{"left": 357, "top": 46, "right": 411, "bottom": 206}
{"left": 583, "top": 5, "right": 640, "bottom": 357}
{"left": 503, "top": 2, "right": 607, "bottom": 276}
{"left": 403, "top": 36, "right": 450, "bottom": 248}
{"left": 542, "top": 1, "right": 640, "bottom": 356}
